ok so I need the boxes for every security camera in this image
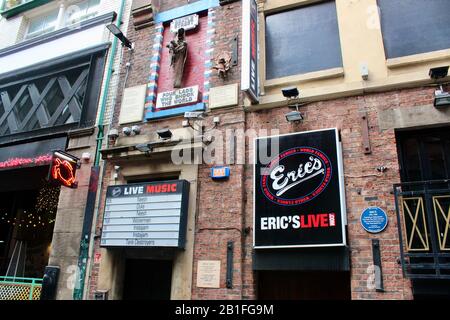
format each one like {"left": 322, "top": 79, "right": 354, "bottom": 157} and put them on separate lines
{"left": 184, "top": 111, "right": 205, "bottom": 120}
{"left": 131, "top": 125, "right": 141, "bottom": 135}
{"left": 107, "top": 128, "right": 119, "bottom": 140}
{"left": 122, "top": 127, "right": 132, "bottom": 136}
{"left": 281, "top": 87, "right": 299, "bottom": 99}
{"left": 429, "top": 66, "right": 449, "bottom": 80}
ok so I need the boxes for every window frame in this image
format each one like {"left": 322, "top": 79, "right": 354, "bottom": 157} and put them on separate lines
{"left": 261, "top": 0, "right": 344, "bottom": 88}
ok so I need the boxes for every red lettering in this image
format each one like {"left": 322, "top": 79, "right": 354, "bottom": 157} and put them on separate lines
{"left": 146, "top": 183, "right": 178, "bottom": 194}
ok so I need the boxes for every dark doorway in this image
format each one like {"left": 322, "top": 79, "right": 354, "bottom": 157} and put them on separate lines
{"left": 396, "top": 127, "right": 450, "bottom": 183}
{"left": 395, "top": 126, "right": 450, "bottom": 299}
{"left": 122, "top": 259, "right": 173, "bottom": 300}
{"left": 258, "top": 271, "right": 351, "bottom": 300}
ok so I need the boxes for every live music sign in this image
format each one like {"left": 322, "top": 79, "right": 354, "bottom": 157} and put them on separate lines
{"left": 100, "top": 180, "right": 190, "bottom": 248}
{"left": 254, "top": 128, "right": 347, "bottom": 248}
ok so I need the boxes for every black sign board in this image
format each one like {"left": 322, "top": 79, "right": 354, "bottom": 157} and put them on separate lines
{"left": 100, "top": 180, "right": 190, "bottom": 248}
{"left": 254, "top": 128, "right": 346, "bottom": 248}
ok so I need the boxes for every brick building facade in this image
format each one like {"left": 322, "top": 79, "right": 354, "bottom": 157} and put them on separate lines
{"left": 87, "top": 0, "right": 450, "bottom": 300}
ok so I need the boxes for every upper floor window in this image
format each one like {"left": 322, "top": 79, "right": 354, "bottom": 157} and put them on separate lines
{"left": 378, "top": 0, "right": 450, "bottom": 59}
{"left": 265, "top": 1, "right": 342, "bottom": 80}
{"left": 24, "top": 0, "right": 101, "bottom": 40}
{"left": 26, "top": 8, "right": 58, "bottom": 39}
{"left": 65, "top": 0, "right": 100, "bottom": 26}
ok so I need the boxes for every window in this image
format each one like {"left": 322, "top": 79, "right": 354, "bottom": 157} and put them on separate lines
{"left": 265, "top": 1, "right": 342, "bottom": 80}
{"left": 65, "top": 0, "right": 100, "bottom": 26}
{"left": 378, "top": 0, "right": 450, "bottom": 59}
{"left": 25, "top": 9, "right": 58, "bottom": 39}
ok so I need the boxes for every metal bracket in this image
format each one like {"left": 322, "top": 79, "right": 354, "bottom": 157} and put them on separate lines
{"left": 372, "top": 239, "right": 384, "bottom": 292}
{"left": 226, "top": 241, "right": 234, "bottom": 288}
{"left": 361, "top": 111, "right": 372, "bottom": 154}
{"left": 231, "top": 36, "right": 238, "bottom": 67}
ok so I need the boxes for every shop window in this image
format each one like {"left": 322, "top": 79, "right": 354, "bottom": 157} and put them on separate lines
{"left": 265, "top": 1, "right": 342, "bottom": 80}
{"left": 378, "top": 0, "right": 450, "bottom": 59}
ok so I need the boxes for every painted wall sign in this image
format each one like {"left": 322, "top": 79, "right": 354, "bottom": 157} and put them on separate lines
{"left": 48, "top": 150, "right": 79, "bottom": 189}
{"left": 254, "top": 128, "right": 347, "bottom": 248}
{"left": 156, "top": 85, "right": 199, "bottom": 109}
{"left": 241, "top": 0, "right": 259, "bottom": 103}
{"left": 211, "top": 166, "right": 230, "bottom": 180}
{"left": 170, "top": 14, "right": 199, "bottom": 33}
{"left": 100, "top": 180, "right": 190, "bottom": 248}
{"left": 360, "top": 207, "right": 388, "bottom": 233}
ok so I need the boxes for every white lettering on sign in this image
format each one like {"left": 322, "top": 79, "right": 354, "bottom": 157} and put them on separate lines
{"left": 156, "top": 86, "right": 199, "bottom": 109}
{"left": 270, "top": 156, "right": 324, "bottom": 196}
{"left": 170, "top": 14, "right": 199, "bottom": 33}
{"left": 123, "top": 186, "right": 144, "bottom": 195}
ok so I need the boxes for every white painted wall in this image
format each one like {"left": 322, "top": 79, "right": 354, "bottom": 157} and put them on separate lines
{"left": 0, "top": 23, "right": 107, "bottom": 74}
{"left": 0, "top": 15, "right": 24, "bottom": 50}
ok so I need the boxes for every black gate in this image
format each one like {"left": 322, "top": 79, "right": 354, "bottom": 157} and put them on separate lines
{"left": 394, "top": 180, "right": 450, "bottom": 279}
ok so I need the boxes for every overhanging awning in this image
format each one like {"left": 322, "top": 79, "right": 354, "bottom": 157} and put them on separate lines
{"left": 253, "top": 246, "right": 350, "bottom": 271}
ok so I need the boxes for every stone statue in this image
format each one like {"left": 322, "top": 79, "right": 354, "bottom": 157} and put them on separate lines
{"left": 167, "top": 28, "right": 188, "bottom": 88}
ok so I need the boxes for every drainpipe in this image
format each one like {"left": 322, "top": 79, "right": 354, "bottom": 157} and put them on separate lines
{"left": 72, "top": 0, "right": 126, "bottom": 300}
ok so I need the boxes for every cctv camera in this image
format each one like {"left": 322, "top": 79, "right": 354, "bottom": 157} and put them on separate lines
{"left": 122, "top": 127, "right": 132, "bottom": 136}
{"left": 281, "top": 87, "right": 300, "bottom": 99}
{"left": 429, "top": 66, "right": 449, "bottom": 80}
{"left": 131, "top": 125, "right": 141, "bottom": 135}
{"left": 107, "top": 128, "right": 119, "bottom": 140}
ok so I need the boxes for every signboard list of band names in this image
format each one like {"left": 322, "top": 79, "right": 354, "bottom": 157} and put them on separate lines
{"left": 102, "top": 194, "right": 182, "bottom": 244}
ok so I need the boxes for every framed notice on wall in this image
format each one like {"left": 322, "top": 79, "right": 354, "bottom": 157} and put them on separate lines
{"left": 254, "top": 128, "right": 347, "bottom": 248}
{"left": 100, "top": 180, "right": 190, "bottom": 248}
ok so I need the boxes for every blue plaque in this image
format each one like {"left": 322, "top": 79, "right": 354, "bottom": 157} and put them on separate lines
{"left": 360, "top": 207, "right": 388, "bottom": 233}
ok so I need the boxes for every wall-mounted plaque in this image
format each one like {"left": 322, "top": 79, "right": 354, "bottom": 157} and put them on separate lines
{"left": 209, "top": 84, "right": 238, "bottom": 109}
{"left": 100, "top": 180, "right": 190, "bottom": 248}
{"left": 118, "top": 84, "right": 147, "bottom": 124}
{"left": 156, "top": 85, "right": 199, "bottom": 109}
{"left": 197, "top": 260, "right": 221, "bottom": 288}
{"left": 170, "top": 14, "right": 199, "bottom": 33}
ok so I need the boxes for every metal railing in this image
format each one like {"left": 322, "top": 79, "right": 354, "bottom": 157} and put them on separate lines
{"left": 0, "top": 276, "right": 42, "bottom": 300}
{"left": 394, "top": 180, "right": 450, "bottom": 279}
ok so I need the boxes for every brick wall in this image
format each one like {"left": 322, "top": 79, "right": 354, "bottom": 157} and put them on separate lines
{"left": 86, "top": 0, "right": 433, "bottom": 301}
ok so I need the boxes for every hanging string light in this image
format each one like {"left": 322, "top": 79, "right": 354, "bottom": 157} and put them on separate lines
{"left": 0, "top": 184, "right": 60, "bottom": 230}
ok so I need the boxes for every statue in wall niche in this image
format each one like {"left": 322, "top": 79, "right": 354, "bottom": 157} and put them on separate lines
{"left": 167, "top": 28, "right": 188, "bottom": 88}
{"left": 213, "top": 51, "right": 232, "bottom": 79}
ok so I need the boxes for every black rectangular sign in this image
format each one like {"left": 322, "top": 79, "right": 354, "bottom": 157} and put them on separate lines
{"left": 254, "top": 128, "right": 346, "bottom": 248}
{"left": 100, "top": 180, "right": 190, "bottom": 248}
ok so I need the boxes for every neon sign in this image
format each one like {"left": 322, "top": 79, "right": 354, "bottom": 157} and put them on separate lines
{"left": 49, "top": 151, "right": 79, "bottom": 188}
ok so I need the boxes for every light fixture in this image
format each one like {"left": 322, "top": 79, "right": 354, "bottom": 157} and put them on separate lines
{"left": 157, "top": 128, "right": 173, "bottom": 140}
{"left": 106, "top": 23, "right": 134, "bottom": 49}
{"left": 282, "top": 87, "right": 304, "bottom": 123}
{"left": 285, "top": 109, "right": 304, "bottom": 123}
{"left": 136, "top": 143, "right": 153, "bottom": 154}
{"left": 434, "top": 85, "right": 450, "bottom": 108}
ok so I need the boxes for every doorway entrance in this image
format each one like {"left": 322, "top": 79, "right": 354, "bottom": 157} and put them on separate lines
{"left": 396, "top": 126, "right": 450, "bottom": 299}
{"left": 258, "top": 271, "right": 351, "bottom": 300}
{"left": 122, "top": 259, "right": 173, "bottom": 300}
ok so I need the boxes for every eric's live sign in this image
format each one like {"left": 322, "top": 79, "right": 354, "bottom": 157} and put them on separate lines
{"left": 254, "top": 128, "right": 347, "bottom": 248}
